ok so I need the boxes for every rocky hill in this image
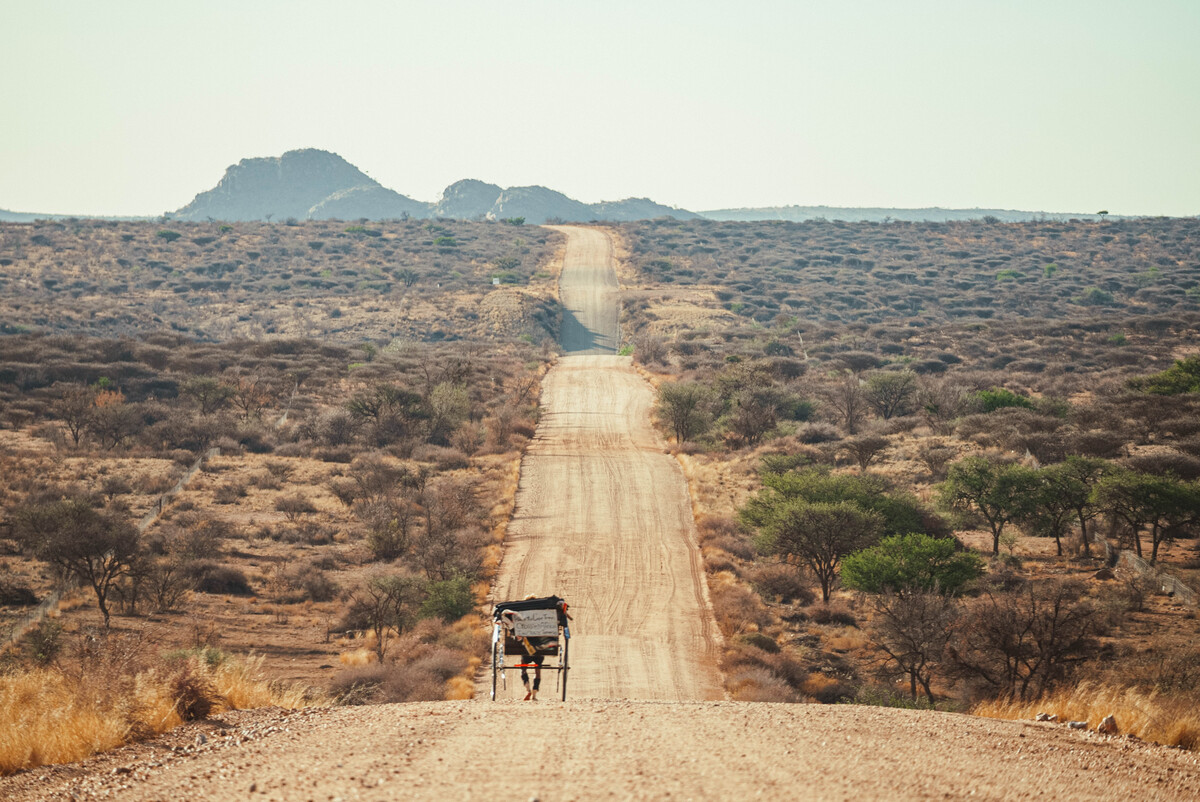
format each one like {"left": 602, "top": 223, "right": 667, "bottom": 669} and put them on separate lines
{"left": 489, "top": 185, "right": 594, "bottom": 224}
{"left": 592, "top": 197, "right": 700, "bottom": 221}
{"left": 432, "top": 179, "right": 504, "bottom": 219}
{"left": 432, "top": 181, "right": 698, "bottom": 224}
{"left": 170, "top": 149, "right": 697, "bottom": 223}
{"left": 173, "top": 149, "right": 428, "bottom": 222}
{"left": 307, "top": 184, "right": 429, "bottom": 220}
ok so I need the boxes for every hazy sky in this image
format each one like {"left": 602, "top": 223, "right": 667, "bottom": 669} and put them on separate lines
{"left": 2, "top": 1, "right": 1198, "bottom": 216}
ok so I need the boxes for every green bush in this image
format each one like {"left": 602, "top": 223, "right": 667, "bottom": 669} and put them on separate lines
{"left": 419, "top": 576, "right": 474, "bottom": 622}
{"left": 973, "top": 387, "right": 1034, "bottom": 413}
{"left": 1078, "top": 286, "right": 1115, "bottom": 306}
{"left": 842, "top": 533, "right": 984, "bottom": 595}
{"left": 1127, "top": 355, "right": 1200, "bottom": 395}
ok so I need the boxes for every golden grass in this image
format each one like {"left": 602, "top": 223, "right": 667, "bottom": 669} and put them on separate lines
{"left": 974, "top": 681, "right": 1200, "bottom": 751}
{"left": 338, "top": 647, "right": 377, "bottom": 666}
{"left": 0, "top": 653, "right": 325, "bottom": 776}
{"left": 801, "top": 672, "right": 844, "bottom": 698}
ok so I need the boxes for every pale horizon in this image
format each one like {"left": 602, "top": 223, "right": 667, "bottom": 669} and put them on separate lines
{"left": 2, "top": 1, "right": 1198, "bottom": 218}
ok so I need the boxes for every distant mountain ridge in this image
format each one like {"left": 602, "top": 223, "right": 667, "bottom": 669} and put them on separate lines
{"left": 2, "top": 150, "right": 1139, "bottom": 223}
{"left": 172, "top": 149, "right": 698, "bottom": 224}
{"left": 700, "top": 205, "right": 1112, "bottom": 223}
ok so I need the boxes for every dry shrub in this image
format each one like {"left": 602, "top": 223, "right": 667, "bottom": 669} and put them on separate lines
{"left": 411, "top": 445, "right": 469, "bottom": 471}
{"left": 797, "top": 422, "right": 841, "bottom": 444}
{"left": 273, "top": 562, "right": 339, "bottom": 603}
{"left": 168, "top": 661, "right": 217, "bottom": 721}
{"left": 708, "top": 572, "right": 773, "bottom": 634}
{"left": 331, "top": 617, "right": 486, "bottom": 704}
{"left": 801, "top": 672, "right": 854, "bottom": 703}
{"left": 695, "top": 515, "right": 755, "bottom": 560}
{"left": 748, "top": 562, "right": 815, "bottom": 604}
{"left": 701, "top": 548, "right": 740, "bottom": 576}
{"left": 974, "top": 681, "right": 1200, "bottom": 751}
{"left": 213, "top": 481, "right": 247, "bottom": 504}
{"left": 726, "top": 667, "right": 799, "bottom": 702}
{"left": 722, "top": 642, "right": 812, "bottom": 702}
{"left": 248, "top": 469, "right": 283, "bottom": 490}
{"left": 329, "top": 664, "right": 387, "bottom": 705}
{"left": 187, "top": 561, "right": 253, "bottom": 595}
{"left": 338, "top": 647, "right": 377, "bottom": 667}
{"left": 383, "top": 647, "right": 469, "bottom": 702}
{"left": 808, "top": 603, "right": 857, "bottom": 628}
{"left": 826, "top": 632, "right": 868, "bottom": 653}
{"left": 0, "top": 576, "right": 38, "bottom": 606}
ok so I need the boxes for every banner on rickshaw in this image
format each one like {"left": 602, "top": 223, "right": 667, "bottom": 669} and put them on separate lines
{"left": 511, "top": 608, "right": 559, "bottom": 637}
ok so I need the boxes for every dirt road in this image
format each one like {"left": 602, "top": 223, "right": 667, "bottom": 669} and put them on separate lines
{"left": 489, "top": 225, "right": 723, "bottom": 700}
{"left": 7, "top": 225, "right": 1200, "bottom": 800}
{"left": 549, "top": 224, "right": 620, "bottom": 354}
{"left": 8, "top": 701, "right": 1200, "bottom": 801}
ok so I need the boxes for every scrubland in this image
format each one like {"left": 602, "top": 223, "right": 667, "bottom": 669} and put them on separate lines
{"left": 0, "top": 219, "right": 560, "bottom": 772}
{"left": 618, "top": 217, "right": 1200, "bottom": 749}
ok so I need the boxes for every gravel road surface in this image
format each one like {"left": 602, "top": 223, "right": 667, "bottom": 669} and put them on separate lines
{"left": 6, "top": 701, "right": 1198, "bottom": 801}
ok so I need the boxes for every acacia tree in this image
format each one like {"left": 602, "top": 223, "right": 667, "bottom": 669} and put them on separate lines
{"left": 824, "top": 374, "right": 866, "bottom": 434}
{"left": 181, "top": 376, "right": 234, "bottom": 415}
{"left": 50, "top": 383, "right": 95, "bottom": 447}
{"left": 1020, "top": 465, "right": 1082, "bottom": 558}
{"left": 348, "top": 572, "right": 427, "bottom": 659}
{"left": 864, "top": 371, "right": 917, "bottom": 420}
{"left": 1053, "top": 456, "right": 1110, "bottom": 558}
{"left": 655, "top": 381, "right": 717, "bottom": 444}
{"left": 726, "top": 387, "right": 787, "bottom": 447}
{"left": 842, "top": 533, "right": 984, "bottom": 597}
{"left": 1094, "top": 469, "right": 1200, "bottom": 563}
{"left": 938, "top": 457, "right": 1041, "bottom": 554}
{"left": 868, "top": 591, "right": 958, "bottom": 703}
{"left": 740, "top": 467, "right": 938, "bottom": 541}
{"left": 413, "top": 477, "right": 485, "bottom": 581}
{"left": 841, "top": 434, "right": 890, "bottom": 473}
{"left": 756, "top": 500, "right": 882, "bottom": 602}
{"left": 88, "top": 390, "right": 140, "bottom": 450}
{"left": 949, "top": 579, "right": 1101, "bottom": 700}
{"left": 226, "top": 373, "right": 276, "bottom": 420}
{"left": 347, "top": 383, "right": 428, "bottom": 445}
{"left": 15, "top": 499, "right": 140, "bottom": 627}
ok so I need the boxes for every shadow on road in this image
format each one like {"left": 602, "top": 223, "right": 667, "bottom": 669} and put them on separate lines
{"left": 560, "top": 306, "right": 614, "bottom": 355}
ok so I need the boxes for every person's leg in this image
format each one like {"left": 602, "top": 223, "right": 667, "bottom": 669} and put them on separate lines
{"left": 520, "top": 666, "right": 531, "bottom": 699}
{"left": 531, "top": 655, "right": 543, "bottom": 700}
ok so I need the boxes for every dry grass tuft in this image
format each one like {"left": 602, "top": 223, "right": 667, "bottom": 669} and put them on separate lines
{"left": 338, "top": 647, "right": 378, "bottom": 667}
{"left": 974, "top": 681, "right": 1200, "bottom": 751}
{"left": 0, "top": 652, "right": 324, "bottom": 775}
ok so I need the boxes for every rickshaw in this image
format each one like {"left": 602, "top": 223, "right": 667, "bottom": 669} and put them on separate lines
{"left": 490, "top": 595, "right": 571, "bottom": 701}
